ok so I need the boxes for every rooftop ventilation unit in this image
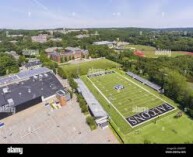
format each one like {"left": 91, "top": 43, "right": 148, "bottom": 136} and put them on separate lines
{"left": 7, "top": 98, "right": 14, "bottom": 106}
{"left": 3, "top": 87, "right": 9, "bottom": 94}
{"left": 44, "top": 73, "right": 48, "bottom": 77}
{"left": 33, "top": 75, "right": 38, "bottom": 79}
{"left": 28, "top": 89, "right": 31, "bottom": 93}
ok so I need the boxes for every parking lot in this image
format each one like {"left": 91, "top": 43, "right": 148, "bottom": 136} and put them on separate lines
{"left": 0, "top": 95, "right": 118, "bottom": 144}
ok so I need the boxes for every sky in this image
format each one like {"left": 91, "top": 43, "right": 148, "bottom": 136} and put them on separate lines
{"left": 1, "top": 0, "right": 193, "bottom": 29}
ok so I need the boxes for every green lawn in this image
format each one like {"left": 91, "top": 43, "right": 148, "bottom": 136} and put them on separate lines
{"left": 126, "top": 44, "right": 156, "bottom": 51}
{"left": 81, "top": 70, "right": 193, "bottom": 143}
{"left": 60, "top": 58, "right": 120, "bottom": 76}
{"left": 125, "top": 112, "right": 193, "bottom": 144}
{"left": 81, "top": 70, "right": 193, "bottom": 144}
{"left": 125, "top": 44, "right": 189, "bottom": 58}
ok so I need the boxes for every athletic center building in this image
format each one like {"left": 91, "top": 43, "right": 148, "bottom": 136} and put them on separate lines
{"left": 0, "top": 67, "right": 70, "bottom": 120}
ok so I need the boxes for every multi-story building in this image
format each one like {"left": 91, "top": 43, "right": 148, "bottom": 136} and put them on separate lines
{"left": 31, "top": 34, "right": 48, "bottom": 43}
{"left": 50, "top": 47, "right": 89, "bottom": 63}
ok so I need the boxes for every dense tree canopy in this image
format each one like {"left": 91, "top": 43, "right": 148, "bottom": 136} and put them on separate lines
{"left": 0, "top": 53, "right": 19, "bottom": 76}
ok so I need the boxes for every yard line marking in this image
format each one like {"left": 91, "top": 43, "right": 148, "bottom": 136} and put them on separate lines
{"left": 86, "top": 76, "right": 133, "bottom": 128}
{"left": 85, "top": 72, "right": 177, "bottom": 129}
{"left": 115, "top": 71, "right": 175, "bottom": 108}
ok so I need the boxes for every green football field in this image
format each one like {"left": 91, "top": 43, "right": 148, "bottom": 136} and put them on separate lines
{"left": 82, "top": 70, "right": 193, "bottom": 143}
{"left": 87, "top": 71, "right": 175, "bottom": 126}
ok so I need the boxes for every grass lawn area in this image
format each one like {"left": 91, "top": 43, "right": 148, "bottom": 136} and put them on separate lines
{"left": 125, "top": 112, "right": 193, "bottom": 144}
{"left": 125, "top": 44, "right": 190, "bottom": 58}
{"left": 126, "top": 44, "right": 156, "bottom": 51}
{"left": 80, "top": 69, "right": 193, "bottom": 143}
{"left": 60, "top": 58, "right": 120, "bottom": 76}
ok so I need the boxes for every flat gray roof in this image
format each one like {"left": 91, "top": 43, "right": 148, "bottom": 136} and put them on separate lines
{"left": 75, "top": 79, "right": 108, "bottom": 118}
{"left": 93, "top": 41, "right": 116, "bottom": 45}
{"left": 0, "top": 71, "right": 65, "bottom": 107}
{"left": 0, "top": 67, "right": 51, "bottom": 86}
{"left": 126, "top": 71, "right": 161, "bottom": 91}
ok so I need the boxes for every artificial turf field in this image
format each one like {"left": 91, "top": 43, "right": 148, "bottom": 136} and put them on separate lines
{"left": 87, "top": 71, "right": 174, "bottom": 125}
{"left": 81, "top": 69, "right": 193, "bottom": 143}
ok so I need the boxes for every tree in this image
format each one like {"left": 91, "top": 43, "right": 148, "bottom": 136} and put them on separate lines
{"left": 60, "top": 57, "right": 64, "bottom": 63}
{"left": 0, "top": 53, "right": 19, "bottom": 76}
{"left": 86, "top": 116, "right": 97, "bottom": 130}
{"left": 58, "top": 67, "right": 68, "bottom": 79}
{"left": 81, "top": 104, "right": 88, "bottom": 113}
{"left": 163, "top": 69, "right": 188, "bottom": 105}
{"left": 64, "top": 56, "right": 68, "bottom": 62}
{"left": 39, "top": 52, "right": 57, "bottom": 70}
{"left": 18, "top": 55, "right": 27, "bottom": 66}
{"left": 67, "top": 77, "right": 78, "bottom": 90}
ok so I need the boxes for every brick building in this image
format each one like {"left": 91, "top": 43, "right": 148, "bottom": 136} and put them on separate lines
{"left": 49, "top": 47, "right": 89, "bottom": 63}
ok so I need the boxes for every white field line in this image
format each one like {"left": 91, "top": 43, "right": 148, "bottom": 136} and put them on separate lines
{"left": 86, "top": 72, "right": 177, "bottom": 129}
{"left": 86, "top": 76, "right": 133, "bottom": 127}
{"left": 116, "top": 72, "right": 176, "bottom": 109}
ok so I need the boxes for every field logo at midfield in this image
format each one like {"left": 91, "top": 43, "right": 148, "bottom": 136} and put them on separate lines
{"left": 127, "top": 103, "right": 175, "bottom": 127}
